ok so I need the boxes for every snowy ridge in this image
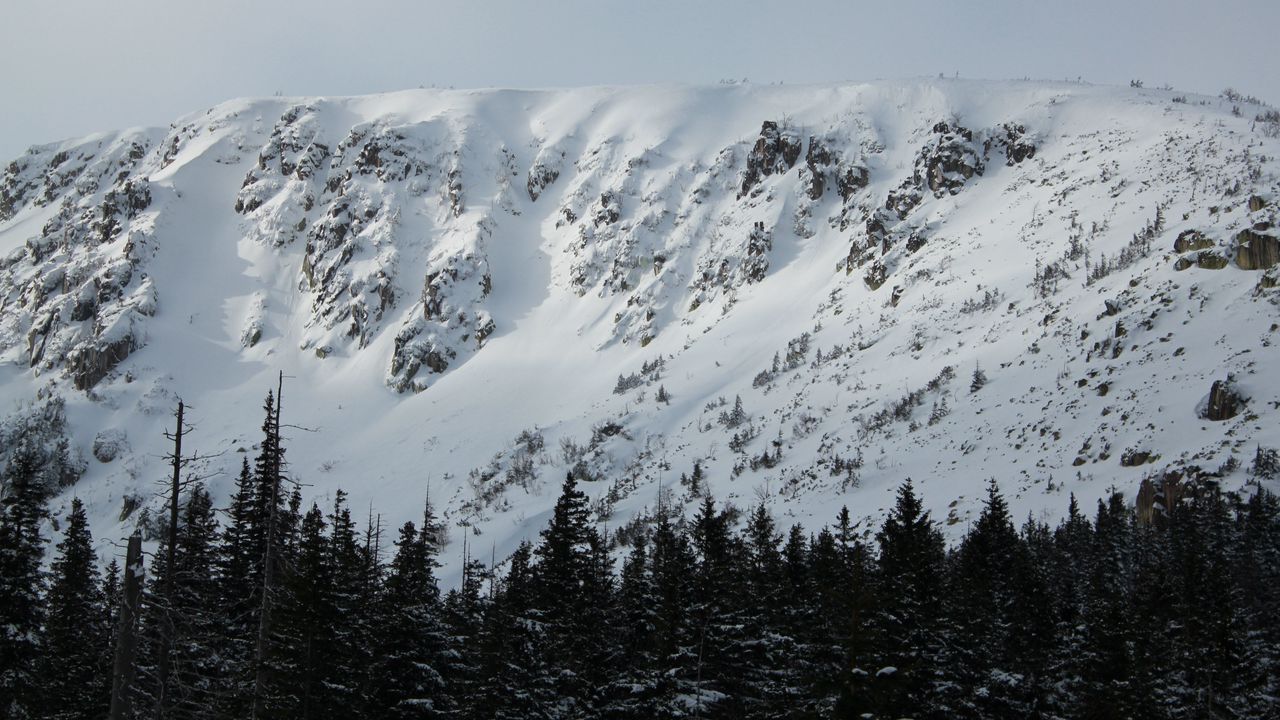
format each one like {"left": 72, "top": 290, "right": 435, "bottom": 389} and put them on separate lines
{"left": 0, "top": 79, "right": 1277, "bottom": 577}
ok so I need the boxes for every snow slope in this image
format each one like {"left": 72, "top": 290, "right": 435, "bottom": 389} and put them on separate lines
{"left": 1, "top": 79, "right": 1277, "bottom": 578}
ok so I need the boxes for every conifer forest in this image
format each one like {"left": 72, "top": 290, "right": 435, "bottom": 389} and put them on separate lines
{"left": 1, "top": 390, "right": 1277, "bottom": 720}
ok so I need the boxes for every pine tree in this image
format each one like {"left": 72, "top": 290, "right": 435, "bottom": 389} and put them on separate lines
{"left": 689, "top": 495, "right": 749, "bottom": 717}
{"left": 0, "top": 445, "right": 48, "bottom": 720}
{"left": 166, "top": 486, "right": 225, "bottom": 720}
{"left": 41, "top": 498, "right": 109, "bottom": 720}
{"left": 941, "top": 479, "right": 1025, "bottom": 718}
{"left": 278, "top": 502, "right": 332, "bottom": 720}
{"left": 739, "top": 504, "right": 795, "bottom": 716}
{"left": 441, "top": 556, "right": 488, "bottom": 718}
{"left": 1077, "top": 493, "right": 1136, "bottom": 719}
{"left": 473, "top": 541, "right": 552, "bottom": 720}
{"left": 374, "top": 518, "right": 448, "bottom": 718}
{"left": 844, "top": 479, "right": 946, "bottom": 719}
{"left": 215, "top": 457, "right": 259, "bottom": 718}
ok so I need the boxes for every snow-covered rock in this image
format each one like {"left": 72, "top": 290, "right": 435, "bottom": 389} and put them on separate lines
{"left": 0, "top": 80, "right": 1277, "bottom": 580}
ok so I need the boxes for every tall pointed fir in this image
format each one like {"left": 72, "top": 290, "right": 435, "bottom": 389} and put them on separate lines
{"left": 0, "top": 445, "right": 48, "bottom": 720}
{"left": 41, "top": 498, "right": 109, "bottom": 720}
{"left": 441, "top": 554, "right": 488, "bottom": 718}
{"left": 216, "top": 457, "right": 259, "bottom": 717}
{"left": 842, "top": 478, "right": 946, "bottom": 719}
{"left": 1077, "top": 493, "right": 1137, "bottom": 719}
{"left": 940, "top": 479, "right": 1028, "bottom": 718}
{"left": 373, "top": 516, "right": 448, "bottom": 718}
{"left": 154, "top": 485, "right": 224, "bottom": 720}
{"left": 473, "top": 541, "right": 552, "bottom": 720}
{"left": 688, "top": 495, "right": 750, "bottom": 717}
{"left": 533, "top": 472, "right": 615, "bottom": 717}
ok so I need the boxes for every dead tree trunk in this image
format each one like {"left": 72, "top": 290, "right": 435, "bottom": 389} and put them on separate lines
{"left": 252, "top": 373, "right": 284, "bottom": 720}
{"left": 109, "top": 533, "right": 144, "bottom": 720}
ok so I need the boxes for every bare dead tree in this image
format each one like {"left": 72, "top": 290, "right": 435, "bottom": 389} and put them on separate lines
{"left": 109, "top": 533, "right": 144, "bottom": 720}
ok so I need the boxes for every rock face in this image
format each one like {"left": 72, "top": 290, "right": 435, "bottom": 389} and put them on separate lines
{"left": 845, "top": 120, "right": 1035, "bottom": 287}
{"left": 1204, "top": 379, "right": 1243, "bottom": 421}
{"left": 0, "top": 129, "right": 161, "bottom": 390}
{"left": 1173, "top": 229, "right": 1214, "bottom": 253}
{"left": 1236, "top": 229, "right": 1280, "bottom": 270}
{"left": 739, "top": 121, "right": 803, "bottom": 197}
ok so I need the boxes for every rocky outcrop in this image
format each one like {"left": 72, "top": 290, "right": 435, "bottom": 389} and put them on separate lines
{"left": 1235, "top": 229, "right": 1279, "bottom": 270}
{"left": 1173, "top": 229, "right": 1213, "bottom": 253}
{"left": 527, "top": 160, "right": 560, "bottom": 201}
{"left": 919, "top": 122, "right": 985, "bottom": 196}
{"left": 1203, "top": 379, "right": 1243, "bottom": 421}
{"left": 802, "top": 136, "right": 833, "bottom": 200}
{"left": 739, "top": 121, "right": 802, "bottom": 197}
{"left": 387, "top": 246, "right": 494, "bottom": 392}
{"left": 987, "top": 123, "right": 1036, "bottom": 165}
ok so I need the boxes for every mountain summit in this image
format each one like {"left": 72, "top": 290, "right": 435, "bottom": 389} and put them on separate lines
{"left": 1, "top": 80, "right": 1277, "bottom": 566}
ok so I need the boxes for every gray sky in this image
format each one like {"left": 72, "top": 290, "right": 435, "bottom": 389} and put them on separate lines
{"left": 2, "top": 0, "right": 1277, "bottom": 161}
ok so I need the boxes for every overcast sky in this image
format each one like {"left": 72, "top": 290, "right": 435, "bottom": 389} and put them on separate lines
{"left": 2, "top": 0, "right": 1277, "bottom": 161}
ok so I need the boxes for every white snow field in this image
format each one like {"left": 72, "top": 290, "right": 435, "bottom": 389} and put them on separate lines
{"left": 1, "top": 79, "right": 1277, "bottom": 578}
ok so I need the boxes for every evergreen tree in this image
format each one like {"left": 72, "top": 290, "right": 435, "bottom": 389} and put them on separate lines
{"left": 0, "top": 445, "right": 48, "bottom": 720}
{"left": 441, "top": 556, "right": 487, "bottom": 718}
{"left": 689, "top": 495, "right": 749, "bottom": 718}
{"left": 739, "top": 504, "right": 796, "bottom": 717}
{"left": 1077, "top": 493, "right": 1137, "bottom": 719}
{"left": 941, "top": 479, "right": 1026, "bottom": 718}
{"left": 325, "top": 490, "right": 375, "bottom": 718}
{"left": 166, "top": 486, "right": 226, "bottom": 720}
{"left": 374, "top": 512, "right": 449, "bottom": 718}
{"left": 473, "top": 541, "right": 552, "bottom": 720}
{"left": 215, "top": 457, "right": 259, "bottom": 718}
{"left": 844, "top": 479, "right": 946, "bottom": 719}
{"left": 533, "top": 473, "right": 614, "bottom": 716}
{"left": 41, "top": 498, "right": 109, "bottom": 720}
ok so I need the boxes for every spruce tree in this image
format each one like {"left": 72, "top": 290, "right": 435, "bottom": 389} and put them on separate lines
{"left": 167, "top": 486, "right": 225, "bottom": 720}
{"left": 941, "top": 479, "right": 1025, "bottom": 718}
{"left": 532, "top": 473, "right": 613, "bottom": 716}
{"left": 42, "top": 497, "right": 109, "bottom": 720}
{"left": 473, "top": 541, "right": 552, "bottom": 720}
{"left": 374, "top": 519, "right": 448, "bottom": 718}
{"left": 0, "top": 445, "right": 48, "bottom": 720}
{"left": 689, "top": 495, "right": 749, "bottom": 717}
{"left": 844, "top": 479, "right": 945, "bottom": 719}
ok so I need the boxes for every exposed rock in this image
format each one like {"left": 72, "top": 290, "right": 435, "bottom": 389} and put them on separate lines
{"left": 1249, "top": 195, "right": 1268, "bottom": 212}
{"left": 739, "top": 121, "right": 803, "bottom": 197}
{"left": 92, "top": 428, "right": 129, "bottom": 463}
{"left": 836, "top": 164, "right": 869, "bottom": 201}
{"left": 1235, "top": 229, "right": 1280, "bottom": 270}
{"left": 988, "top": 123, "right": 1037, "bottom": 165}
{"left": 1197, "top": 252, "right": 1229, "bottom": 270}
{"left": 593, "top": 191, "right": 621, "bottom": 227}
{"left": 1203, "top": 379, "right": 1243, "bottom": 421}
{"left": 1173, "top": 229, "right": 1213, "bottom": 253}
{"left": 864, "top": 260, "right": 888, "bottom": 290}
{"left": 1103, "top": 298, "right": 1122, "bottom": 316}
{"left": 1120, "top": 448, "right": 1153, "bottom": 466}
{"left": 802, "top": 136, "right": 833, "bottom": 200}
{"left": 68, "top": 335, "right": 136, "bottom": 390}
{"left": 920, "top": 122, "right": 984, "bottom": 196}
{"left": 527, "top": 162, "right": 559, "bottom": 201}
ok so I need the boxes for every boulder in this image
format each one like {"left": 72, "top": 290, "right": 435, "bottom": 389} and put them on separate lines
{"left": 739, "top": 121, "right": 803, "bottom": 197}
{"left": 1235, "top": 229, "right": 1280, "bottom": 270}
{"left": 92, "top": 428, "right": 129, "bottom": 463}
{"left": 1203, "top": 379, "right": 1243, "bottom": 421}
{"left": 1173, "top": 229, "right": 1213, "bottom": 253}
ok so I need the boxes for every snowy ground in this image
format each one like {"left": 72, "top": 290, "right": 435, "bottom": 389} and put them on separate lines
{"left": 1, "top": 79, "right": 1277, "bottom": 581}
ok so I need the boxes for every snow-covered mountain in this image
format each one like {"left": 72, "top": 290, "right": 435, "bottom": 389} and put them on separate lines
{"left": 2, "top": 79, "right": 1278, "bottom": 574}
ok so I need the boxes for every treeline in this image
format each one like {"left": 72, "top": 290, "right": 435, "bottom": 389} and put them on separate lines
{"left": 1, "top": 392, "right": 1279, "bottom": 719}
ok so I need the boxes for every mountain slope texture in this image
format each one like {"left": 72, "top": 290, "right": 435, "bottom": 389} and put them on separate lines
{"left": 1, "top": 80, "right": 1278, "bottom": 571}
